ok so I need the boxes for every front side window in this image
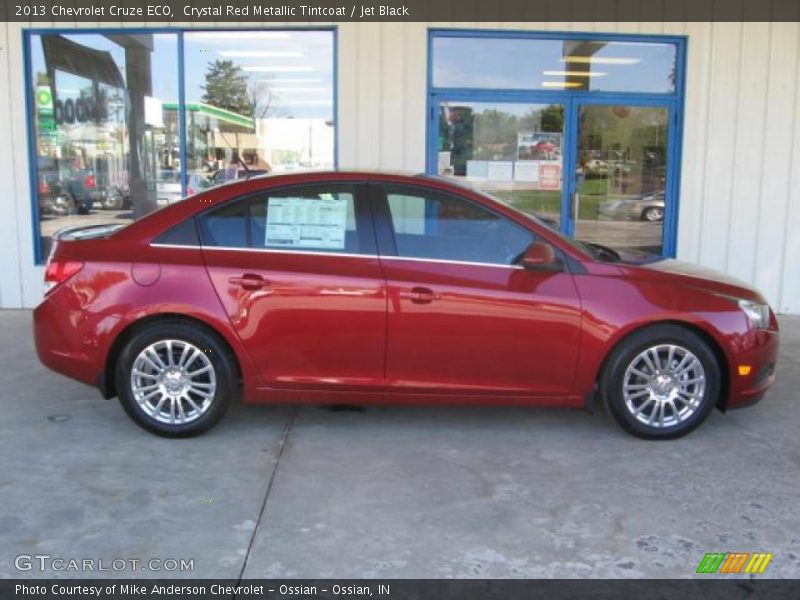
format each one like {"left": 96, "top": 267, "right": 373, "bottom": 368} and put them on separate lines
{"left": 199, "top": 186, "right": 367, "bottom": 255}
{"left": 385, "top": 187, "right": 534, "bottom": 266}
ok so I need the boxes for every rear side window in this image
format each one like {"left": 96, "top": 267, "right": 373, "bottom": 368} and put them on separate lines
{"left": 153, "top": 219, "right": 200, "bottom": 246}
{"left": 198, "top": 185, "right": 371, "bottom": 254}
{"left": 384, "top": 186, "right": 534, "bottom": 265}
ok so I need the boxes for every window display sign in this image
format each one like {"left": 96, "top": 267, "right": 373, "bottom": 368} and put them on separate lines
{"left": 514, "top": 160, "right": 540, "bottom": 183}
{"left": 486, "top": 161, "right": 513, "bottom": 182}
{"left": 539, "top": 163, "right": 562, "bottom": 190}
{"left": 465, "top": 160, "right": 488, "bottom": 179}
{"left": 266, "top": 197, "right": 348, "bottom": 250}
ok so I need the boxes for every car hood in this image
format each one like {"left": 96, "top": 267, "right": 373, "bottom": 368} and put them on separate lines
{"left": 627, "top": 258, "right": 765, "bottom": 302}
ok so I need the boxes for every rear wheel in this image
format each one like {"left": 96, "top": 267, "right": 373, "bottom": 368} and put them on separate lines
{"left": 116, "top": 321, "right": 236, "bottom": 437}
{"left": 642, "top": 206, "right": 664, "bottom": 221}
{"left": 601, "top": 324, "right": 720, "bottom": 439}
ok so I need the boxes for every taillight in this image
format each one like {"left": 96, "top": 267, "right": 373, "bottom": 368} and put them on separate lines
{"left": 84, "top": 174, "right": 96, "bottom": 189}
{"left": 44, "top": 259, "right": 83, "bottom": 295}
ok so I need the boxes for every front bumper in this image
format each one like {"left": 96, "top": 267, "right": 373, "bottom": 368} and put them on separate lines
{"left": 725, "top": 328, "right": 779, "bottom": 409}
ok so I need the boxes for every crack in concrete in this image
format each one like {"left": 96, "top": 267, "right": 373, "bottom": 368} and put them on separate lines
{"left": 235, "top": 407, "right": 299, "bottom": 591}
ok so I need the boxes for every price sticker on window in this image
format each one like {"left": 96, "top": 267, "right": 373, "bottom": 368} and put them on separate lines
{"left": 265, "top": 196, "right": 348, "bottom": 250}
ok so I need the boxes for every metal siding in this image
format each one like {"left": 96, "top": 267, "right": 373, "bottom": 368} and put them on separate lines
{"left": 0, "top": 21, "right": 23, "bottom": 308}
{"left": 1, "top": 15, "right": 799, "bottom": 312}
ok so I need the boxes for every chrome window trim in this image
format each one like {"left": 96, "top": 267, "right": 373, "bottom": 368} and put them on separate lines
{"left": 150, "top": 243, "right": 371, "bottom": 259}
{"left": 149, "top": 242, "right": 524, "bottom": 269}
{"left": 379, "top": 255, "right": 524, "bottom": 270}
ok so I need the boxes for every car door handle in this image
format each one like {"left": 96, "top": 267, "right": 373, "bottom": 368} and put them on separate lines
{"left": 398, "top": 287, "right": 441, "bottom": 304}
{"left": 228, "top": 274, "right": 269, "bottom": 290}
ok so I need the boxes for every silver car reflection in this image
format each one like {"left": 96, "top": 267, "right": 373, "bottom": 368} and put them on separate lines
{"left": 599, "top": 191, "right": 665, "bottom": 222}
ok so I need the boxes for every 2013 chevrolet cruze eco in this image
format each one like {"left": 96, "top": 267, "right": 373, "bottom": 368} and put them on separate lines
{"left": 34, "top": 172, "right": 779, "bottom": 439}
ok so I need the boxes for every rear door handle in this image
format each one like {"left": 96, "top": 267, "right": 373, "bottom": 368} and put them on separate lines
{"left": 398, "top": 287, "right": 441, "bottom": 304}
{"left": 228, "top": 273, "right": 269, "bottom": 290}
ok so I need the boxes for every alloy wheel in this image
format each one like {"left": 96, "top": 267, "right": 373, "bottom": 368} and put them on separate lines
{"left": 130, "top": 339, "right": 217, "bottom": 425}
{"left": 622, "top": 344, "right": 706, "bottom": 429}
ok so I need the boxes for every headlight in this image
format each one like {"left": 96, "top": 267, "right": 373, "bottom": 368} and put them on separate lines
{"left": 737, "top": 299, "right": 771, "bottom": 329}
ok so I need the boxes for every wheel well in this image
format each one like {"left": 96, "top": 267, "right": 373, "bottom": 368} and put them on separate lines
{"left": 595, "top": 320, "right": 731, "bottom": 411}
{"left": 101, "top": 313, "right": 242, "bottom": 399}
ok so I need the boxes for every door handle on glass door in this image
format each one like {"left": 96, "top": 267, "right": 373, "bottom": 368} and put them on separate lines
{"left": 399, "top": 287, "right": 441, "bottom": 304}
{"left": 229, "top": 274, "right": 269, "bottom": 290}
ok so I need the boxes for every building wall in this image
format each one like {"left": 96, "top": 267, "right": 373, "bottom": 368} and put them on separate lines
{"left": 2, "top": 18, "right": 799, "bottom": 312}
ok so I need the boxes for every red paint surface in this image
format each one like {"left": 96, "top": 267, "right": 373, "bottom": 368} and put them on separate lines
{"left": 33, "top": 172, "right": 778, "bottom": 410}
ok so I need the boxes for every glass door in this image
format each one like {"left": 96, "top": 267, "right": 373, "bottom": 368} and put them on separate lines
{"left": 434, "top": 100, "right": 567, "bottom": 230}
{"left": 571, "top": 103, "right": 671, "bottom": 257}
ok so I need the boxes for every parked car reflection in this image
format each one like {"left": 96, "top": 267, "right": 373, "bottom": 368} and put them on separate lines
{"left": 599, "top": 191, "right": 665, "bottom": 222}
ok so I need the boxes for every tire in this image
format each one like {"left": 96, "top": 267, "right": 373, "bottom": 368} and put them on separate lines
{"left": 103, "top": 192, "right": 124, "bottom": 210}
{"left": 115, "top": 321, "right": 237, "bottom": 437}
{"left": 601, "top": 324, "right": 720, "bottom": 440}
{"left": 641, "top": 206, "right": 664, "bottom": 222}
{"left": 51, "top": 195, "right": 75, "bottom": 217}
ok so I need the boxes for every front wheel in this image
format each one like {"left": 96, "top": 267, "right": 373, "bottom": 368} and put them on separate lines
{"left": 116, "top": 322, "right": 237, "bottom": 437}
{"left": 601, "top": 325, "right": 720, "bottom": 440}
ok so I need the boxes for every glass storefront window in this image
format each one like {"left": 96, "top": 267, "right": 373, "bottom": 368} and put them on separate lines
{"left": 182, "top": 30, "right": 335, "bottom": 192}
{"left": 27, "top": 29, "right": 336, "bottom": 262}
{"left": 437, "top": 102, "right": 566, "bottom": 228}
{"left": 30, "top": 32, "right": 180, "bottom": 258}
{"left": 432, "top": 36, "right": 677, "bottom": 94}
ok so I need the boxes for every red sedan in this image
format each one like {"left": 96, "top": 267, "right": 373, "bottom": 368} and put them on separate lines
{"left": 33, "top": 172, "right": 779, "bottom": 439}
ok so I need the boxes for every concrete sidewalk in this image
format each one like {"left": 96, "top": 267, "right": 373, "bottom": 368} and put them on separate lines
{"left": 0, "top": 310, "right": 798, "bottom": 579}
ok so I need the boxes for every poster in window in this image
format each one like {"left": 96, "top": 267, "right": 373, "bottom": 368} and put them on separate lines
{"left": 266, "top": 196, "right": 348, "bottom": 250}
{"left": 514, "top": 160, "right": 540, "bottom": 183}
{"left": 486, "top": 161, "right": 513, "bottom": 182}
{"left": 539, "top": 163, "right": 562, "bottom": 190}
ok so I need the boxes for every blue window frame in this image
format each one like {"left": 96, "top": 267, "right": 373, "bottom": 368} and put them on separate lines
{"left": 23, "top": 26, "right": 339, "bottom": 265}
{"left": 427, "top": 28, "right": 687, "bottom": 259}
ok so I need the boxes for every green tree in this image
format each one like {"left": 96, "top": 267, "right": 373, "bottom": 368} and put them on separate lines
{"left": 201, "top": 60, "right": 251, "bottom": 116}
{"left": 539, "top": 104, "right": 564, "bottom": 133}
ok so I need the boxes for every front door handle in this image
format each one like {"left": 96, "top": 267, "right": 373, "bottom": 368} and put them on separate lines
{"left": 229, "top": 273, "right": 269, "bottom": 290}
{"left": 398, "top": 287, "right": 441, "bottom": 304}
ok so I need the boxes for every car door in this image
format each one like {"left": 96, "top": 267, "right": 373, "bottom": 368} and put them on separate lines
{"left": 199, "top": 183, "right": 386, "bottom": 392}
{"left": 374, "top": 183, "right": 583, "bottom": 398}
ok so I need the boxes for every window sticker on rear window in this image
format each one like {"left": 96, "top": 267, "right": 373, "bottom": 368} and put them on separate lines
{"left": 265, "top": 196, "right": 348, "bottom": 250}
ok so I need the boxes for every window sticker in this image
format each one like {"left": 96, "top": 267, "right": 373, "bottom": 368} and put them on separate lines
{"left": 265, "top": 196, "right": 349, "bottom": 250}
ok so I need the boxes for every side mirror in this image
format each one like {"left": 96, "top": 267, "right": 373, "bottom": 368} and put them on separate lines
{"left": 520, "top": 241, "right": 560, "bottom": 270}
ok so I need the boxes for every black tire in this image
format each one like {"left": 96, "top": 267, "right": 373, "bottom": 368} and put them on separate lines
{"left": 601, "top": 324, "right": 720, "bottom": 440}
{"left": 115, "top": 321, "right": 237, "bottom": 437}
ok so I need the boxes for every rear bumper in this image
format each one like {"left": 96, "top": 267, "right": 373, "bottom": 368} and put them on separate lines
{"left": 725, "top": 328, "right": 779, "bottom": 409}
{"left": 33, "top": 291, "right": 120, "bottom": 391}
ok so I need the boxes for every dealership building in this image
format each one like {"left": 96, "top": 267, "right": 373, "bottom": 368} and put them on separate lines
{"left": 0, "top": 16, "right": 799, "bottom": 312}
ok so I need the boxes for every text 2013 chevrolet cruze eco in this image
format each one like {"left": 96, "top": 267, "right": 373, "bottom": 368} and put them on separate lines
{"left": 33, "top": 172, "right": 779, "bottom": 439}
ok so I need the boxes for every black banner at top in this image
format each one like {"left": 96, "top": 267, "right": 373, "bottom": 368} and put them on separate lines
{"left": 3, "top": 0, "right": 800, "bottom": 23}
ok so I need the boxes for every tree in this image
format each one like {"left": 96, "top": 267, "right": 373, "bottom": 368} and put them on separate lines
{"left": 201, "top": 60, "right": 251, "bottom": 117}
{"left": 248, "top": 80, "right": 287, "bottom": 120}
{"left": 539, "top": 104, "right": 564, "bottom": 133}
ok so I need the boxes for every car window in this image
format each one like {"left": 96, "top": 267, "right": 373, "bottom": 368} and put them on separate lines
{"left": 198, "top": 185, "right": 366, "bottom": 254}
{"left": 384, "top": 187, "right": 534, "bottom": 266}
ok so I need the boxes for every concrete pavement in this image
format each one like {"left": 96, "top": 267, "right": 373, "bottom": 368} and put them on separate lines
{"left": 0, "top": 310, "right": 798, "bottom": 579}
